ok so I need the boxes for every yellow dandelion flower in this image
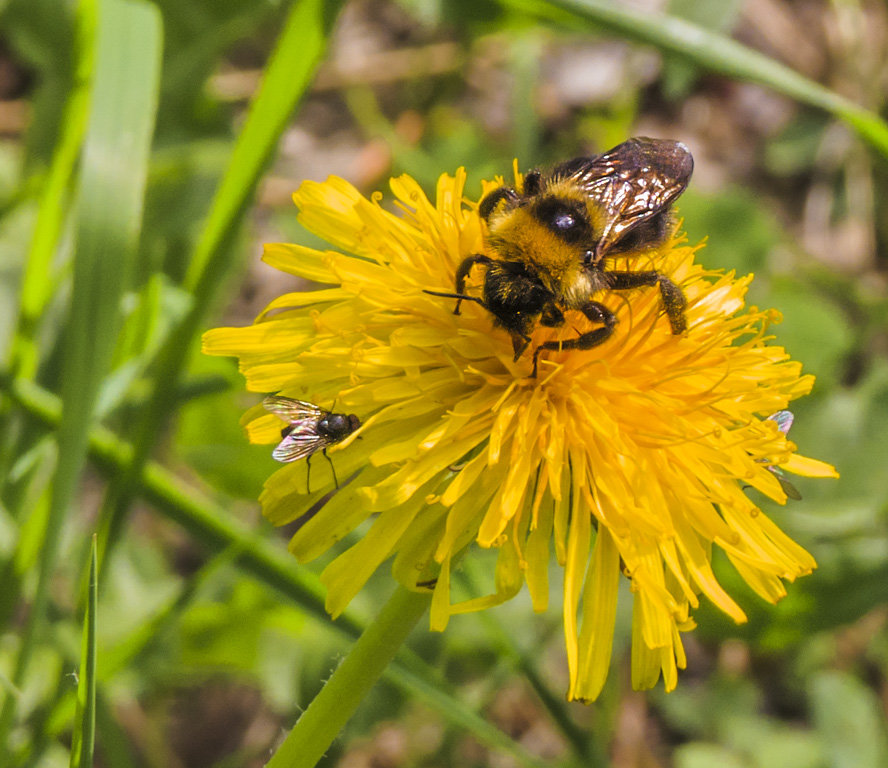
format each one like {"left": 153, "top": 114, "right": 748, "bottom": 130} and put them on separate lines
{"left": 203, "top": 166, "right": 838, "bottom": 701}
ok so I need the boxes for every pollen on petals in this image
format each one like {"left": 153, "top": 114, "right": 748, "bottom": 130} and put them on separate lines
{"left": 203, "top": 167, "right": 837, "bottom": 701}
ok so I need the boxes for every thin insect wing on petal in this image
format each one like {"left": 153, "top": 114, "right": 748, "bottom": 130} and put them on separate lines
{"left": 767, "top": 410, "right": 794, "bottom": 435}
{"left": 263, "top": 395, "right": 323, "bottom": 424}
{"left": 271, "top": 423, "right": 327, "bottom": 463}
{"left": 763, "top": 410, "right": 802, "bottom": 500}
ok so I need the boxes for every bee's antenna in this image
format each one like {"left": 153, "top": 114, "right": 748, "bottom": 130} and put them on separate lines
{"left": 423, "top": 289, "right": 479, "bottom": 300}
{"left": 423, "top": 289, "right": 488, "bottom": 316}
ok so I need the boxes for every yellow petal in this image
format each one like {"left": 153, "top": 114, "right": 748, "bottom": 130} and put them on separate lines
{"left": 429, "top": 555, "right": 452, "bottom": 631}
{"left": 321, "top": 488, "right": 430, "bottom": 618}
{"left": 262, "top": 242, "right": 338, "bottom": 283}
{"left": 780, "top": 453, "right": 840, "bottom": 478}
{"left": 573, "top": 527, "right": 620, "bottom": 702}
{"left": 524, "top": 495, "right": 554, "bottom": 612}
{"left": 564, "top": 463, "right": 592, "bottom": 700}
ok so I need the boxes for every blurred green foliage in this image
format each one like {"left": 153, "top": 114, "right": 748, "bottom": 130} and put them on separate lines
{"left": 0, "top": 0, "right": 886, "bottom": 766}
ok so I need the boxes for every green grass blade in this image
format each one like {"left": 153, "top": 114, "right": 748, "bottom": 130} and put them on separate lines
{"left": 70, "top": 537, "right": 98, "bottom": 768}
{"left": 523, "top": 0, "right": 888, "bottom": 156}
{"left": 98, "top": 0, "right": 347, "bottom": 566}
{"left": 57, "top": 0, "right": 161, "bottom": 452}
{"left": 184, "top": 0, "right": 346, "bottom": 291}
{"left": 9, "top": 0, "right": 97, "bottom": 379}
{"left": 0, "top": 0, "right": 162, "bottom": 752}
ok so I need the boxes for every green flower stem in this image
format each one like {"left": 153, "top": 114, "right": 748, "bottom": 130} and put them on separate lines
{"left": 266, "top": 586, "right": 431, "bottom": 768}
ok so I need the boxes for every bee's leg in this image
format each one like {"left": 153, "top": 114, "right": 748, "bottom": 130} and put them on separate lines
{"left": 607, "top": 271, "right": 687, "bottom": 334}
{"left": 478, "top": 187, "right": 519, "bottom": 221}
{"left": 521, "top": 171, "right": 542, "bottom": 196}
{"left": 453, "top": 254, "right": 493, "bottom": 315}
{"left": 530, "top": 302, "right": 616, "bottom": 377}
{"left": 540, "top": 304, "right": 565, "bottom": 327}
{"left": 322, "top": 448, "right": 339, "bottom": 489}
{"left": 511, "top": 332, "right": 532, "bottom": 361}
{"left": 305, "top": 455, "right": 312, "bottom": 495}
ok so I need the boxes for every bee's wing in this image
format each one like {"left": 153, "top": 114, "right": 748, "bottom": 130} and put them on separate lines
{"left": 271, "top": 422, "right": 329, "bottom": 463}
{"left": 263, "top": 395, "right": 324, "bottom": 424}
{"left": 557, "top": 137, "right": 694, "bottom": 256}
{"left": 767, "top": 410, "right": 794, "bottom": 435}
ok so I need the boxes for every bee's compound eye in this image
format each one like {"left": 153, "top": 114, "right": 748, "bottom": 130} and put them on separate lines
{"left": 553, "top": 212, "right": 576, "bottom": 230}
{"left": 582, "top": 250, "right": 594, "bottom": 265}
{"left": 535, "top": 197, "right": 588, "bottom": 244}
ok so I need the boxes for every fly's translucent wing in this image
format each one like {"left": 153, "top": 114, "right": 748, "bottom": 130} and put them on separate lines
{"left": 263, "top": 395, "right": 324, "bottom": 424}
{"left": 765, "top": 410, "right": 801, "bottom": 499}
{"left": 271, "top": 422, "right": 329, "bottom": 463}
{"left": 767, "top": 410, "right": 794, "bottom": 435}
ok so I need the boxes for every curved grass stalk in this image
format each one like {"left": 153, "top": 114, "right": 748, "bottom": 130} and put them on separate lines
{"left": 97, "top": 0, "right": 347, "bottom": 571}
{"left": 513, "top": 0, "right": 888, "bottom": 156}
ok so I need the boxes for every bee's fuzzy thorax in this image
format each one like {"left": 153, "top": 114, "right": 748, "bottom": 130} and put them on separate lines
{"left": 485, "top": 207, "right": 585, "bottom": 294}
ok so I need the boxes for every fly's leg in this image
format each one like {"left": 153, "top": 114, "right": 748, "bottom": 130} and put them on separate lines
{"left": 305, "top": 455, "right": 312, "bottom": 495}
{"left": 322, "top": 448, "right": 339, "bottom": 489}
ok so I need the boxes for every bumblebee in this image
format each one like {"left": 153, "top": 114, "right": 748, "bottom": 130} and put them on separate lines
{"left": 426, "top": 137, "right": 693, "bottom": 376}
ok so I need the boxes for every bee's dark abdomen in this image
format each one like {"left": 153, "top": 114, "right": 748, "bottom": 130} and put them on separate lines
{"left": 609, "top": 210, "right": 673, "bottom": 254}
